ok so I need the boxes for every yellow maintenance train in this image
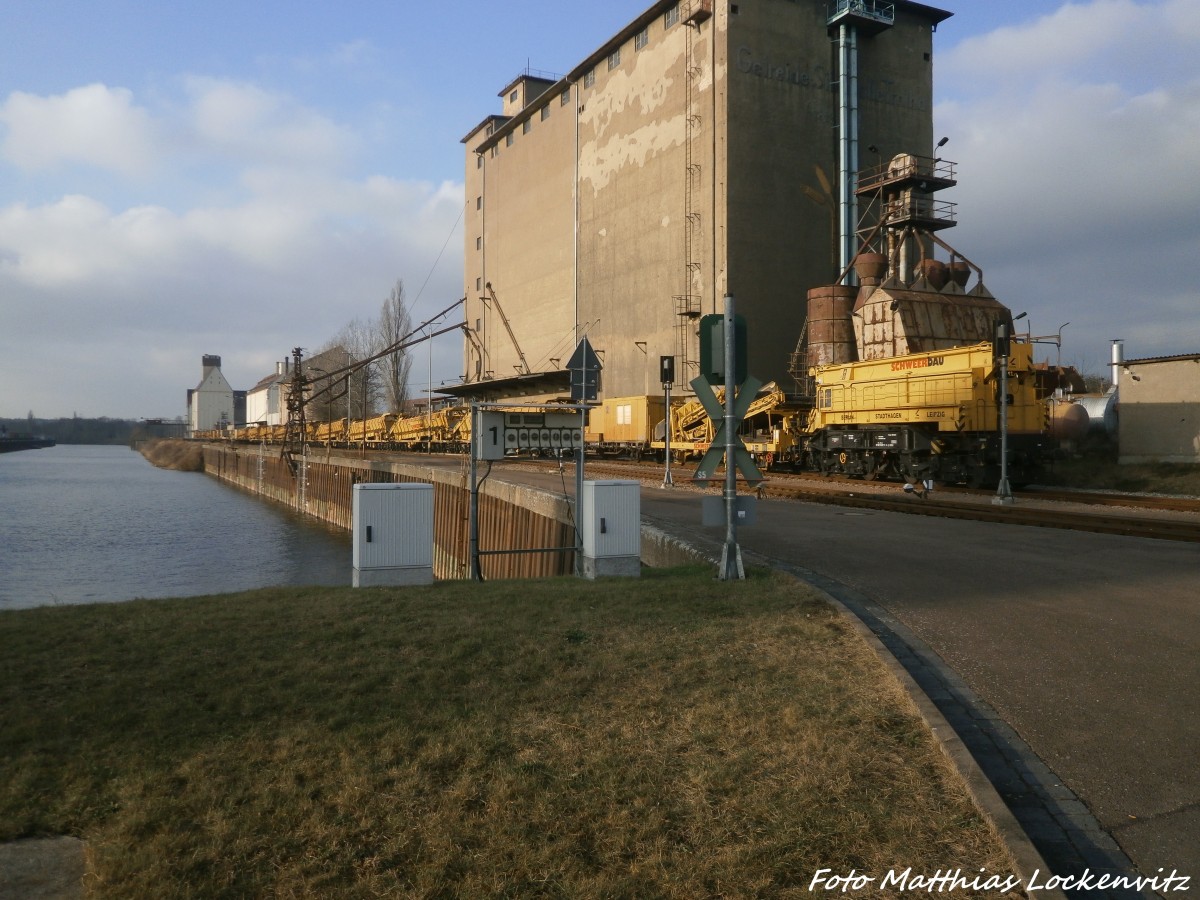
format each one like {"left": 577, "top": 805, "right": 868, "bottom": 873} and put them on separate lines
{"left": 196, "top": 154, "right": 1081, "bottom": 488}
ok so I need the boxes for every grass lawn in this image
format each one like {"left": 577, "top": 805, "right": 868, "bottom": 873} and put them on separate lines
{"left": 1, "top": 567, "right": 1015, "bottom": 898}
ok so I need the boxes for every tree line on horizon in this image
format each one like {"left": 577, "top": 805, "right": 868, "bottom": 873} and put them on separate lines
{"left": 0, "top": 414, "right": 153, "bottom": 445}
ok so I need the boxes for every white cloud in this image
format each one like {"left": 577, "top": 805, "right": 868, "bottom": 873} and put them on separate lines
{"left": 0, "top": 84, "right": 159, "bottom": 176}
{"left": 936, "top": 0, "right": 1200, "bottom": 364}
{"left": 0, "top": 76, "right": 357, "bottom": 186}
{"left": 181, "top": 77, "right": 355, "bottom": 169}
{"left": 0, "top": 166, "right": 466, "bottom": 416}
{"left": 942, "top": 0, "right": 1200, "bottom": 96}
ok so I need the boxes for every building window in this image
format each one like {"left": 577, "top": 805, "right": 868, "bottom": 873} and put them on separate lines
{"left": 607, "top": 47, "right": 621, "bottom": 70}
{"left": 541, "top": 105, "right": 550, "bottom": 121}
{"left": 522, "top": 119, "right": 531, "bottom": 134}
{"left": 664, "top": 4, "right": 679, "bottom": 28}
{"left": 476, "top": 196, "right": 481, "bottom": 210}
{"left": 476, "top": 154, "right": 482, "bottom": 168}
{"left": 561, "top": 87, "right": 571, "bottom": 105}
{"left": 505, "top": 132, "right": 513, "bottom": 146}
{"left": 489, "top": 145, "right": 497, "bottom": 158}
{"left": 583, "top": 68, "right": 595, "bottom": 89}
{"left": 510, "top": 89, "right": 518, "bottom": 103}
{"left": 730, "top": 3, "right": 739, "bottom": 12}
{"left": 476, "top": 277, "right": 482, "bottom": 291}
{"left": 635, "top": 27, "right": 649, "bottom": 51}
{"left": 476, "top": 236, "right": 482, "bottom": 250}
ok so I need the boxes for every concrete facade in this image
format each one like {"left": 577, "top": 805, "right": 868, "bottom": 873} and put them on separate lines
{"left": 246, "top": 361, "right": 290, "bottom": 426}
{"left": 1119, "top": 355, "right": 1200, "bottom": 464}
{"left": 187, "top": 355, "right": 234, "bottom": 433}
{"left": 462, "top": 0, "right": 949, "bottom": 399}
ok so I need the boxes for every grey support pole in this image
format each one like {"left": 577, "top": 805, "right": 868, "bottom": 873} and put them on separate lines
{"left": 719, "top": 293, "right": 745, "bottom": 580}
{"left": 993, "top": 324, "right": 1015, "bottom": 506}
{"left": 575, "top": 405, "right": 585, "bottom": 575}
{"left": 469, "top": 403, "right": 483, "bottom": 578}
{"left": 663, "top": 380, "right": 674, "bottom": 487}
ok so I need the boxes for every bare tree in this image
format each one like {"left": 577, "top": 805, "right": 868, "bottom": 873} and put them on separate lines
{"left": 334, "top": 318, "right": 380, "bottom": 418}
{"left": 378, "top": 279, "right": 413, "bottom": 413}
{"left": 315, "top": 319, "right": 378, "bottom": 422}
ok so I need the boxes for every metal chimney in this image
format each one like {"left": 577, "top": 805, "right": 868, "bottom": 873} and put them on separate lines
{"left": 1110, "top": 339, "right": 1124, "bottom": 393}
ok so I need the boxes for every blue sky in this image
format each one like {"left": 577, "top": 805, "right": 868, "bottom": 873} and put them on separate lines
{"left": 2, "top": 0, "right": 1197, "bottom": 418}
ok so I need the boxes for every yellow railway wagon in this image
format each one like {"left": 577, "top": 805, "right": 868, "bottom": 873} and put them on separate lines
{"left": 345, "top": 413, "right": 397, "bottom": 446}
{"left": 804, "top": 341, "right": 1049, "bottom": 486}
{"left": 389, "top": 406, "right": 471, "bottom": 451}
{"left": 668, "top": 395, "right": 715, "bottom": 450}
{"left": 584, "top": 395, "right": 667, "bottom": 456}
{"left": 651, "top": 384, "right": 795, "bottom": 462}
{"left": 312, "top": 418, "right": 347, "bottom": 445}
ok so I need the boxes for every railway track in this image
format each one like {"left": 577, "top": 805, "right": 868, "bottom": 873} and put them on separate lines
{"left": 519, "top": 457, "right": 1200, "bottom": 544}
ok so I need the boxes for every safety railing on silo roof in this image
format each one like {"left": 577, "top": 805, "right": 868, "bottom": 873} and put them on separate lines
{"left": 828, "top": 0, "right": 895, "bottom": 28}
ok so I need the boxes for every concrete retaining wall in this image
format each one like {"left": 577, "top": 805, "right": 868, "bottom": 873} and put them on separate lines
{"left": 202, "top": 445, "right": 575, "bottom": 580}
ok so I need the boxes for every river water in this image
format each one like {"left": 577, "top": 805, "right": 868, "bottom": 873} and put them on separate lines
{"left": 0, "top": 444, "right": 352, "bottom": 610}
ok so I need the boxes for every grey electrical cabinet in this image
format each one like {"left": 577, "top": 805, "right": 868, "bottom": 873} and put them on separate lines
{"left": 579, "top": 480, "right": 640, "bottom": 579}
{"left": 352, "top": 482, "right": 434, "bottom": 587}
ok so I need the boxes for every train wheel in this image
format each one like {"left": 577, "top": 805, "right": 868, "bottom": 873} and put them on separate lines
{"left": 873, "top": 455, "right": 898, "bottom": 481}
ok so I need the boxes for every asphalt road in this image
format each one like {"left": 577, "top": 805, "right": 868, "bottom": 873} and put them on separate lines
{"left": 477, "top": 461, "right": 1199, "bottom": 889}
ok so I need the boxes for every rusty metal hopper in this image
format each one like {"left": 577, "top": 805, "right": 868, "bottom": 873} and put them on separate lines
{"left": 852, "top": 274, "right": 1013, "bottom": 360}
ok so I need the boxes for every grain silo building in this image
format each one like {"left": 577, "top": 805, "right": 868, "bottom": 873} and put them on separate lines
{"left": 460, "top": 0, "right": 951, "bottom": 400}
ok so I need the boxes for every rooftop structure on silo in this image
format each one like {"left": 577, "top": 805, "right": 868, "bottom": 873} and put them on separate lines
{"left": 828, "top": 0, "right": 897, "bottom": 33}
{"left": 790, "top": 153, "right": 1014, "bottom": 387}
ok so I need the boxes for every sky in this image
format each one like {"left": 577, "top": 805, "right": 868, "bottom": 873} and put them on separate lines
{"left": 1, "top": 0, "right": 1197, "bottom": 419}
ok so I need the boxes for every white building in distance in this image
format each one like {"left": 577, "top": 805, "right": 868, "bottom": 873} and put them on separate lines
{"left": 187, "top": 355, "right": 235, "bottom": 433}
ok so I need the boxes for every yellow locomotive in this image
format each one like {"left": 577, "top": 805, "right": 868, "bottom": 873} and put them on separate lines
{"left": 802, "top": 341, "right": 1049, "bottom": 487}
{"left": 777, "top": 151, "right": 1070, "bottom": 487}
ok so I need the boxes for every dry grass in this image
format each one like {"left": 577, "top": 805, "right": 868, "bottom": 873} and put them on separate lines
{"left": 1, "top": 569, "right": 1016, "bottom": 898}
{"left": 136, "top": 438, "right": 204, "bottom": 472}
{"left": 1045, "top": 452, "right": 1200, "bottom": 496}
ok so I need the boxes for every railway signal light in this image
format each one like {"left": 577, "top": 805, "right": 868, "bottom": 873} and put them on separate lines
{"left": 660, "top": 355, "right": 675, "bottom": 386}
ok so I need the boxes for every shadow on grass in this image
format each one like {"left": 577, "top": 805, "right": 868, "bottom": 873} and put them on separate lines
{"left": 1, "top": 567, "right": 1015, "bottom": 897}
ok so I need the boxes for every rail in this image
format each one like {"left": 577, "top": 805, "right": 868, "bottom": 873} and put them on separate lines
{"left": 520, "top": 458, "right": 1200, "bottom": 544}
